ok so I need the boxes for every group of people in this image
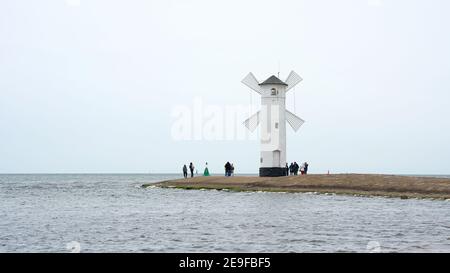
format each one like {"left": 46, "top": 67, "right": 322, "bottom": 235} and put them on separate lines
{"left": 183, "top": 161, "right": 307, "bottom": 178}
{"left": 182, "top": 162, "right": 212, "bottom": 178}
{"left": 224, "top": 162, "right": 235, "bottom": 177}
{"left": 286, "top": 162, "right": 309, "bottom": 176}
{"left": 182, "top": 162, "right": 195, "bottom": 178}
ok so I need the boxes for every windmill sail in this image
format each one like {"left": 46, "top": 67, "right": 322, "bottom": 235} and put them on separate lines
{"left": 286, "top": 110, "right": 305, "bottom": 132}
{"left": 285, "top": 71, "right": 303, "bottom": 92}
{"left": 241, "top": 72, "right": 262, "bottom": 94}
{"left": 243, "top": 111, "right": 260, "bottom": 132}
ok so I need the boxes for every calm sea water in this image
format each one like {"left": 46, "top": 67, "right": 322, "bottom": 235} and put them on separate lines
{"left": 0, "top": 174, "right": 449, "bottom": 253}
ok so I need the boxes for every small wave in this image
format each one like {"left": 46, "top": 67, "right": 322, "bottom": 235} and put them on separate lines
{"left": 302, "top": 192, "right": 317, "bottom": 195}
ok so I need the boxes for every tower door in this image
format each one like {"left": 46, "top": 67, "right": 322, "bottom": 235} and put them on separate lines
{"left": 273, "top": 150, "right": 281, "bottom": 167}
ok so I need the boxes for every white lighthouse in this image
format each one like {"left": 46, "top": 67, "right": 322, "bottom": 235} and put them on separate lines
{"left": 242, "top": 71, "right": 305, "bottom": 177}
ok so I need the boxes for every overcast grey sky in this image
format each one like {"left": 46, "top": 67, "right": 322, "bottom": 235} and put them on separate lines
{"left": 1, "top": 0, "right": 450, "bottom": 174}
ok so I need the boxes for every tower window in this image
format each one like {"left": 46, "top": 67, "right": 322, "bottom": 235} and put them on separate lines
{"left": 275, "top": 122, "right": 279, "bottom": 129}
{"left": 271, "top": 88, "right": 277, "bottom": 96}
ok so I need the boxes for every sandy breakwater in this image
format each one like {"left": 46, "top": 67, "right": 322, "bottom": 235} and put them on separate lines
{"left": 143, "top": 174, "right": 450, "bottom": 200}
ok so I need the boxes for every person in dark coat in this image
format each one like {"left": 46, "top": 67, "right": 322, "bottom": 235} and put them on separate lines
{"left": 304, "top": 162, "right": 309, "bottom": 175}
{"left": 183, "top": 164, "right": 188, "bottom": 178}
{"left": 224, "top": 162, "right": 231, "bottom": 177}
{"left": 293, "top": 162, "right": 299, "bottom": 175}
{"left": 189, "top": 162, "right": 194, "bottom": 178}
{"left": 285, "top": 163, "right": 289, "bottom": 176}
{"left": 289, "top": 163, "right": 294, "bottom": 176}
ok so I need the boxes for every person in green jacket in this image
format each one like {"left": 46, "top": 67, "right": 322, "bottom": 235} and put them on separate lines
{"left": 203, "top": 162, "right": 210, "bottom": 176}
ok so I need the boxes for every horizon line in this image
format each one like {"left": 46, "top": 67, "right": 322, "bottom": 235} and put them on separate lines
{"left": 0, "top": 172, "right": 449, "bottom": 176}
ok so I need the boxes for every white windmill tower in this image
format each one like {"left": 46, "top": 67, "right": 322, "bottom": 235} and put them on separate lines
{"left": 242, "top": 71, "right": 305, "bottom": 177}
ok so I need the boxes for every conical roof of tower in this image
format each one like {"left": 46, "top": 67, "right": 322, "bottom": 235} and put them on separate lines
{"left": 259, "top": 75, "right": 288, "bottom": 86}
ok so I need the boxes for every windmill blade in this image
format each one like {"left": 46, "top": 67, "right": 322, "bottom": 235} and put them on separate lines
{"left": 285, "top": 71, "right": 303, "bottom": 92}
{"left": 241, "top": 72, "right": 261, "bottom": 94}
{"left": 243, "top": 111, "right": 260, "bottom": 132}
{"left": 286, "top": 110, "right": 305, "bottom": 132}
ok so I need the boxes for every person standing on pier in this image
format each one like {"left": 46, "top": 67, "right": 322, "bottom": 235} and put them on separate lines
{"left": 189, "top": 162, "right": 195, "bottom": 178}
{"left": 293, "top": 162, "right": 299, "bottom": 175}
{"left": 224, "top": 162, "right": 231, "bottom": 177}
{"left": 183, "top": 164, "right": 188, "bottom": 178}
